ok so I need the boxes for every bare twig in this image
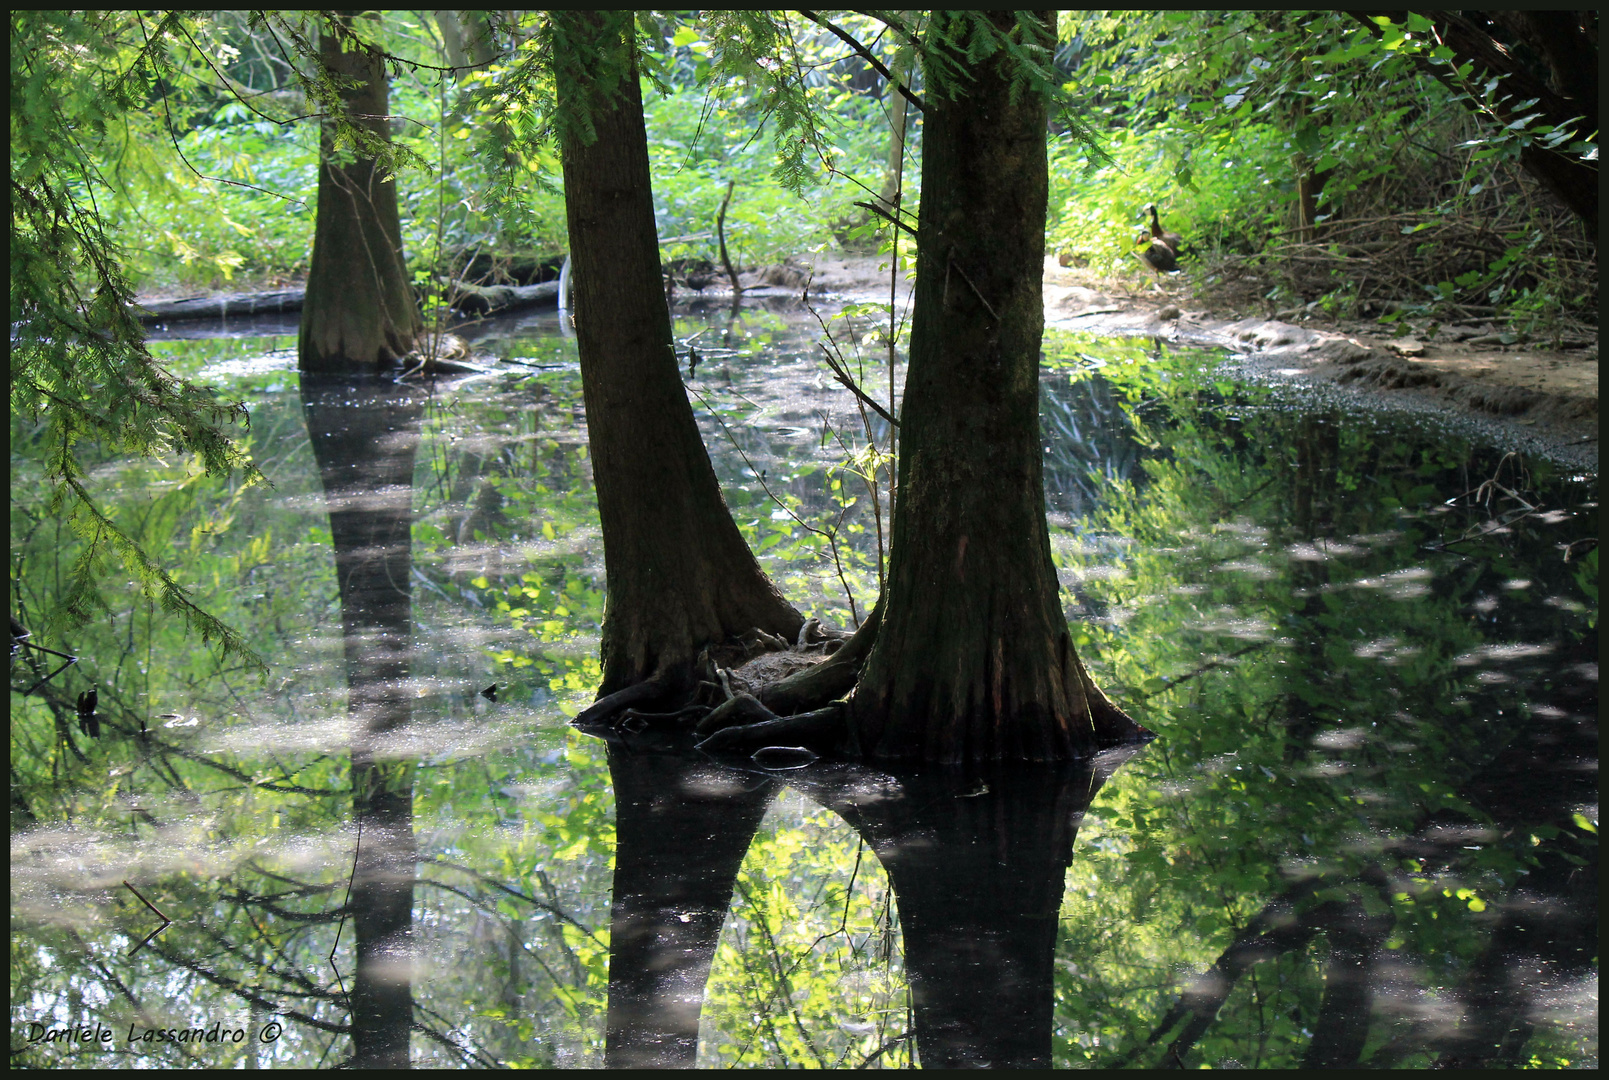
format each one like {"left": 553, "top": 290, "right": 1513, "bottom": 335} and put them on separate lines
{"left": 123, "top": 880, "right": 172, "bottom": 923}
{"left": 819, "top": 345, "right": 899, "bottom": 427}
{"left": 854, "top": 199, "right": 917, "bottom": 239}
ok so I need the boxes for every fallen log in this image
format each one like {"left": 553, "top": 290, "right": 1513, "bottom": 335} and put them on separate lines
{"left": 131, "top": 277, "right": 563, "bottom": 325}
{"left": 449, "top": 280, "right": 561, "bottom": 315}
{"left": 133, "top": 290, "right": 306, "bottom": 323}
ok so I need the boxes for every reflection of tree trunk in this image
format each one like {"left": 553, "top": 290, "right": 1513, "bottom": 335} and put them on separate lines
{"left": 1301, "top": 896, "right": 1393, "bottom": 1068}
{"left": 603, "top": 740, "right": 778, "bottom": 1068}
{"left": 300, "top": 14, "right": 421, "bottom": 372}
{"left": 348, "top": 758, "right": 417, "bottom": 1070}
{"left": 303, "top": 374, "right": 423, "bottom": 1068}
{"left": 551, "top": 11, "right": 801, "bottom": 701}
{"left": 1429, "top": 629, "right": 1598, "bottom": 1068}
{"left": 791, "top": 751, "right": 1138, "bottom": 1067}
{"left": 1283, "top": 414, "right": 1340, "bottom": 762}
{"left": 849, "top": 10, "right": 1143, "bottom": 762}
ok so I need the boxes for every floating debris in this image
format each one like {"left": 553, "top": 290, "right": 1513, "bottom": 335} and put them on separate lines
{"left": 750, "top": 745, "right": 818, "bottom": 769}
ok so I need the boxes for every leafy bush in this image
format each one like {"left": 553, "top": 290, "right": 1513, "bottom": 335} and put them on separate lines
{"left": 643, "top": 83, "right": 892, "bottom": 269}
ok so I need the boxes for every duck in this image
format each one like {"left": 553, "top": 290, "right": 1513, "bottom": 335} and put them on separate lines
{"left": 1137, "top": 205, "right": 1182, "bottom": 274}
{"left": 1149, "top": 204, "right": 1183, "bottom": 253}
{"left": 1139, "top": 234, "right": 1178, "bottom": 274}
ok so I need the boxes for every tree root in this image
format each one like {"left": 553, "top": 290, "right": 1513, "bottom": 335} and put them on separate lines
{"left": 757, "top": 601, "right": 880, "bottom": 717}
{"left": 695, "top": 704, "right": 850, "bottom": 758}
{"left": 694, "top": 692, "right": 778, "bottom": 736}
{"left": 572, "top": 679, "right": 668, "bottom": 728}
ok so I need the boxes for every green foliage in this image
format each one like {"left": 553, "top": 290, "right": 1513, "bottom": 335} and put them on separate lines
{"left": 1048, "top": 11, "right": 1596, "bottom": 324}
{"left": 644, "top": 87, "right": 882, "bottom": 267}
{"left": 702, "top": 802, "right": 911, "bottom": 1068}
{"left": 10, "top": 10, "right": 265, "bottom": 667}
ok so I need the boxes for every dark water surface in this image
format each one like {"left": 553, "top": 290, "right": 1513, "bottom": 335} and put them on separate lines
{"left": 10, "top": 308, "right": 1597, "bottom": 1068}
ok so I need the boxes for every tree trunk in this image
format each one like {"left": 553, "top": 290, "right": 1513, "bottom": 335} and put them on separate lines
{"left": 551, "top": 11, "right": 802, "bottom": 701}
{"left": 1350, "top": 11, "right": 1598, "bottom": 234}
{"left": 874, "top": 46, "right": 915, "bottom": 214}
{"left": 300, "top": 15, "right": 422, "bottom": 372}
{"left": 435, "top": 11, "right": 499, "bottom": 79}
{"left": 848, "top": 11, "right": 1145, "bottom": 764}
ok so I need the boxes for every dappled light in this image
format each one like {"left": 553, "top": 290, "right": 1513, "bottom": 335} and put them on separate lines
{"left": 13, "top": 308, "right": 1597, "bottom": 1067}
{"left": 11, "top": 9, "right": 1595, "bottom": 1071}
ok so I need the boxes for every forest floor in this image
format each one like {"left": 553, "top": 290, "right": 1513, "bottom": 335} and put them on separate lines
{"left": 773, "top": 252, "right": 1599, "bottom": 472}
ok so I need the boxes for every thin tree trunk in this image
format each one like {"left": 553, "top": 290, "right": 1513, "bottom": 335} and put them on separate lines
{"left": 849, "top": 11, "right": 1146, "bottom": 763}
{"left": 551, "top": 11, "right": 802, "bottom": 701}
{"left": 435, "top": 11, "right": 498, "bottom": 79}
{"left": 874, "top": 45, "right": 915, "bottom": 214}
{"left": 300, "top": 14, "right": 422, "bottom": 372}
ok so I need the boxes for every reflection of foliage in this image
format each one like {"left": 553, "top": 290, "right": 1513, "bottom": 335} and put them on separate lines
{"left": 1042, "top": 342, "right": 1597, "bottom": 1068}
{"left": 11, "top": 326, "right": 1596, "bottom": 1068}
{"left": 10, "top": 11, "right": 268, "bottom": 666}
{"left": 702, "top": 795, "right": 912, "bottom": 1068}
{"left": 10, "top": 340, "right": 622, "bottom": 1066}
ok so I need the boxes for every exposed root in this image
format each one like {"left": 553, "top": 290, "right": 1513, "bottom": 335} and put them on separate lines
{"left": 757, "top": 602, "right": 880, "bottom": 717}
{"left": 694, "top": 692, "right": 778, "bottom": 737}
{"left": 575, "top": 617, "right": 865, "bottom": 740}
{"left": 695, "top": 704, "right": 851, "bottom": 758}
{"left": 572, "top": 679, "right": 667, "bottom": 728}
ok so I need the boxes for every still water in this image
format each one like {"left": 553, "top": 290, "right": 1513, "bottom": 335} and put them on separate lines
{"left": 10, "top": 305, "right": 1597, "bottom": 1068}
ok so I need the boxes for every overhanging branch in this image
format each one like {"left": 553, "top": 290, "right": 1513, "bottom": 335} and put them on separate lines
{"left": 798, "top": 10, "right": 925, "bottom": 114}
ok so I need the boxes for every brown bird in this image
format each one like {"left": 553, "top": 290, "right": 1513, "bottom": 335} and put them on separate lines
{"left": 1138, "top": 205, "right": 1182, "bottom": 274}
{"left": 1149, "top": 204, "right": 1183, "bottom": 253}
{"left": 1139, "top": 236, "right": 1178, "bottom": 273}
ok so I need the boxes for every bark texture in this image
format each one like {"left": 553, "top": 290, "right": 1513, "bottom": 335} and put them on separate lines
{"left": 299, "top": 16, "right": 422, "bottom": 372}
{"left": 553, "top": 11, "right": 801, "bottom": 699}
{"left": 849, "top": 11, "right": 1144, "bottom": 763}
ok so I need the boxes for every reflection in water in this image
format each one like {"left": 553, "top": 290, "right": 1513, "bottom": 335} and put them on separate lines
{"left": 8, "top": 317, "right": 1596, "bottom": 1068}
{"left": 601, "top": 737, "right": 1137, "bottom": 1068}
{"left": 790, "top": 753, "right": 1138, "bottom": 1068}
{"left": 602, "top": 735, "right": 778, "bottom": 1067}
{"left": 301, "top": 374, "right": 423, "bottom": 1068}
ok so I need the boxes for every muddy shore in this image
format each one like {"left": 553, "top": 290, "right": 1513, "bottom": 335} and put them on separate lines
{"left": 138, "top": 251, "right": 1597, "bottom": 472}
{"left": 782, "top": 253, "right": 1598, "bottom": 473}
